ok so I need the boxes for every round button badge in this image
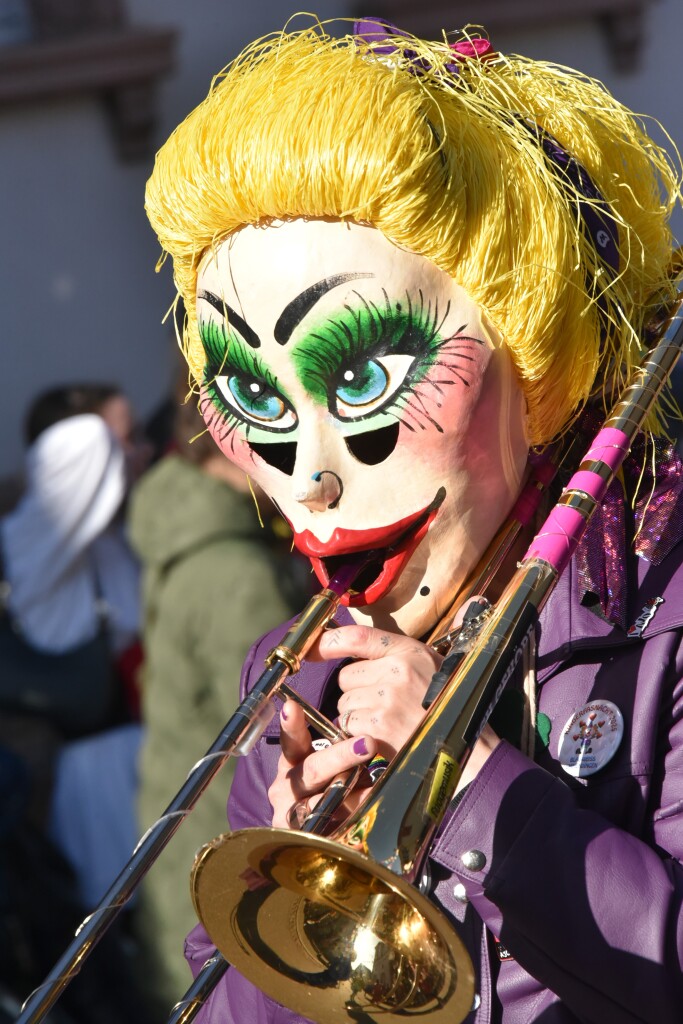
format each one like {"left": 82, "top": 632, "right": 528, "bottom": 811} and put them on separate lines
{"left": 558, "top": 700, "right": 624, "bottom": 778}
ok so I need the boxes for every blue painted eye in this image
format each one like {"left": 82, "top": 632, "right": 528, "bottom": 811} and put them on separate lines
{"left": 215, "top": 374, "right": 297, "bottom": 430}
{"left": 336, "top": 361, "right": 388, "bottom": 407}
{"left": 229, "top": 378, "right": 282, "bottom": 419}
{"left": 334, "top": 355, "right": 415, "bottom": 420}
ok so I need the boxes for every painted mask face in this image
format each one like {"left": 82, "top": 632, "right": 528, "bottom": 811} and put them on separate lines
{"left": 196, "top": 220, "right": 528, "bottom": 637}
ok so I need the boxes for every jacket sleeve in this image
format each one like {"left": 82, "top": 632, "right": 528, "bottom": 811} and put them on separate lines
{"left": 184, "top": 921, "right": 293, "bottom": 1024}
{"left": 433, "top": 636, "right": 683, "bottom": 1024}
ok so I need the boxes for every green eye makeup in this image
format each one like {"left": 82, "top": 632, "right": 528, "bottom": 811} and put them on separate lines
{"left": 291, "top": 290, "right": 448, "bottom": 421}
{"left": 199, "top": 318, "right": 297, "bottom": 435}
{"left": 199, "top": 288, "right": 484, "bottom": 443}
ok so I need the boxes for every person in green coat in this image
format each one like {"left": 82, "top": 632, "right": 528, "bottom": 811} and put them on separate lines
{"left": 128, "top": 393, "right": 300, "bottom": 1017}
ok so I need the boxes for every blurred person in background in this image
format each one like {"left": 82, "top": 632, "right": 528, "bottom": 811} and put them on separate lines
{"left": 0, "top": 383, "right": 151, "bottom": 1022}
{"left": 129, "top": 380, "right": 301, "bottom": 1016}
{"left": 0, "top": 384, "right": 145, "bottom": 810}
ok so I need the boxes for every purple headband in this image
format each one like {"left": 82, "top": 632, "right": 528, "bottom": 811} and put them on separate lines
{"left": 517, "top": 119, "right": 620, "bottom": 276}
{"left": 353, "top": 17, "right": 620, "bottom": 277}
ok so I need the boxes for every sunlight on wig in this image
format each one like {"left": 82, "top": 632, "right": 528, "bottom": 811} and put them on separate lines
{"left": 146, "top": 17, "right": 682, "bottom": 445}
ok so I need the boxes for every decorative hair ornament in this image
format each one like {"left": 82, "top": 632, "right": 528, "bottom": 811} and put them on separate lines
{"left": 353, "top": 17, "right": 495, "bottom": 78}
{"left": 354, "top": 16, "right": 619, "bottom": 279}
{"left": 450, "top": 37, "right": 495, "bottom": 60}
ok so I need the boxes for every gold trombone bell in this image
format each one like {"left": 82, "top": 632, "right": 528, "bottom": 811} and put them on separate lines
{"left": 192, "top": 827, "right": 475, "bottom": 1023}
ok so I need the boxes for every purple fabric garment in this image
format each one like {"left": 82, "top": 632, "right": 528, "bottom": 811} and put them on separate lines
{"left": 577, "top": 436, "right": 683, "bottom": 627}
{"left": 184, "top": 501, "right": 683, "bottom": 1023}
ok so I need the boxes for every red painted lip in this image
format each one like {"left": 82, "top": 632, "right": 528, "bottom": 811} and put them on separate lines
{"left": 294, "top": 499, "right": 440, "bottom": 558}
{"left": 292, "top": 489, "right": 446, "bottom": 606}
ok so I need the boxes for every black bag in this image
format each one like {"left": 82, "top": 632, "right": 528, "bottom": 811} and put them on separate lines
{"left": 0, "top": 550, "right": 116, "bottom": 738}
{"left": 0, "top": 803, "right": 152, "bottom": 1024}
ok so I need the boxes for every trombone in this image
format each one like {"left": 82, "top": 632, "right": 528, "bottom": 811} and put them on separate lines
{"left": 15, "top": 282, "right": 683, "bottom": 1024}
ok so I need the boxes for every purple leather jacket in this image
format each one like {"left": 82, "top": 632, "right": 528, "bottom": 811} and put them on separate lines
{"left": 185, "top": 538, "right": 683, "bottom": 1023}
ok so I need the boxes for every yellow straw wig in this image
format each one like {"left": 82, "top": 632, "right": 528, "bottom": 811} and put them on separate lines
{"left": 146, "top": 18, "right": 681, "bottom": 445}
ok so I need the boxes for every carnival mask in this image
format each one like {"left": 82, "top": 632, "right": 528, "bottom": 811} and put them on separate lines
{"left": 196, "top": 219, "right": 528, "bottom": 636}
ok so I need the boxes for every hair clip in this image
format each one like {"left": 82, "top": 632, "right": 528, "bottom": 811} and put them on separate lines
{"left": 450, "top": 38, "right": 495, "bottom": 61}
{"left": 353, "top": 17, "right": 495, "bottom": 78}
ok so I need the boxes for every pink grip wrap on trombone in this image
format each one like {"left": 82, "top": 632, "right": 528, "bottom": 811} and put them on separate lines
{"left": 524, "top": 426, "right": 630, "bottom": 573}
{"left": 582, "top": 427, "right": 632, "bottom": 470}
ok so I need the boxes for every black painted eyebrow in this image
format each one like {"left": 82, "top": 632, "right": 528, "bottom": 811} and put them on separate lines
{"left": 198, "top": 290, "right": 261, "bottom": 349}
{"left": 274, "top": 273, "right": 374, "bottom": 345}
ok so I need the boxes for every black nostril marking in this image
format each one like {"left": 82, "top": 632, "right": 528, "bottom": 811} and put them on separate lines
{"left": 250, "top": 440, "right": 297, "bottom": 476}
{"left": 344, "top": 422, "right": 400, "bottom": 465}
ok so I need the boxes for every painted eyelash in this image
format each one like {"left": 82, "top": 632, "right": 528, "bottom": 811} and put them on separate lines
{"left": 301, "top": 289, "right": 450, "bottom": 397}
{"left": 200, "top": 393, "right": 265, "bottom": 462}
{"left": 200, "top": 318, "right": 291, "bottom": 438}
{"left": 389, "top": 330, "right": 485, "bottom": 432}
{"left": 199, "top": 391, "right": 242, "bottom": 449}
{"left": 302, "top": 292, "right": 487, "bottom": 432}
{"left": 200, "top": 319, "right": 279, "bottom": 391}
{"left": 435, "top": 333, "right": 485, "bottom": 387}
